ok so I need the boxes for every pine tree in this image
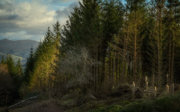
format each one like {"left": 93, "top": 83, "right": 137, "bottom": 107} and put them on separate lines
{"left": 62, "top": 0, "right": 103, "bottom": 90}
{"left": 173, "top": 0, "right": 180, "bottom": 84}
{"left": 28, "top": 23, "right": 61, "bottom": 93}
{"left": 6, "top": 55, "right": 16, "bottom": 76}
{"left": 163, "top": 0, "right": 180, "bottom": 93}
{"left": 126, "top": 0, "right": 146, "bottom": 83}
{"left": 154, "top": 0, "right": 165, "bottom": 86}
{"left": 141, "top": 14, "right": 156, "bottom": 86}
{"left": 24, "top": 47, "right": 34, "bottom": 84}
{"left": 16, "top": 59, "right": 22, "bottom": 76}
{"left": 1, "top": 56, "right": 5, "bottom": 64}
{"left": 102, "top": 0, "right": 124, "bottom": 86}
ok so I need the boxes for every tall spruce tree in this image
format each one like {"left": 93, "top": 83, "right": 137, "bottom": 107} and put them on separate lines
{"left": 154, "top": 0, "right": 165, "bottom": 86}
{"left": 102, "top": 0, "right": 124, "bottom": 86}
{"left": 24, "top": 47, "right": 34, "bottom": 84}
{"left": 126, "top": 0, "right": 146, "bottom": 83}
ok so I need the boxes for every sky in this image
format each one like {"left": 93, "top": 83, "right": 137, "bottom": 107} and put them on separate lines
{"left": 0, "top": 0, "right": 81, "bottom": 41}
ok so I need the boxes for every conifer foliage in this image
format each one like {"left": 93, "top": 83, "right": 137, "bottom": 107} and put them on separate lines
{"left": 1, "top": 0, "right": 180, "bottom": 106}
{"left": 24, "top": 22, "right": 61, "bottom": 93}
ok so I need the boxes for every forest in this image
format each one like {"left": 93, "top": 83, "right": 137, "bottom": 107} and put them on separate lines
{"left": 0, "top": 0, "right": 180, "bottom": 112}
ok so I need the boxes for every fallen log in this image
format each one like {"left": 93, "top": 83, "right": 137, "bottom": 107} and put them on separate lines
{"left": 8, "top": 95, "right": 39, "bottom": 110}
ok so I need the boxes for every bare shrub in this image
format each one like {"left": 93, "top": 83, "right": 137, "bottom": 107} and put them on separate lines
{"left": 55, "top": 47, "right": 97, "bottom": 95}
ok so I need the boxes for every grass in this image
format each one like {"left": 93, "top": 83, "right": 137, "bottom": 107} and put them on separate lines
{"left": 88, "top": 105, "right": 122, "bottom": 112}
{"left": 89, "top": 93, "right": 180, "bottom": 112}
{"left": 3, "top": 92, "right": 180, "bottom": 112}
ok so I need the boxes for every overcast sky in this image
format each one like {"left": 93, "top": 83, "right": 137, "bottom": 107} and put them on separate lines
{"left": 0, "top": 0, "right": 80, "bottom": 41}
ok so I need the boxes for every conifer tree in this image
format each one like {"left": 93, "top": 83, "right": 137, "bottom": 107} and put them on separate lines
{"left": 24, "top": 47, "right": 34, "bottom": 84}
{"left": 102, "top": 0, "right": 124, "bottom": 86}
{"left": 153, "top": 0, "right": 165, "bottom": 86}
{"left": 6, "top": 55, "right": 16, "bottom": 76}
{"left": 16, "top": 59, "right": 22, "bottom": 76}
{"left": 126, "top": 0, "right": 146, "bottom": 83}
{"left": 27, "top": 22, "right": 61, "bottom": 93}
{"left": 1, "top": 56, "right": 5, "bottom": 64}
{"left": 163, "top": 0, "right": 180, "bottom": 92}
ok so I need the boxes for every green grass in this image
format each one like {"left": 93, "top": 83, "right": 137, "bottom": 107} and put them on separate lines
{"left": 5, "top": 93, "right": 180, "bottom": 112}
{"left": 89, "top": 94, "right": 180, "bottom": 112}
{"left": 88, "top": 105, "right": 122, "bottom": 112}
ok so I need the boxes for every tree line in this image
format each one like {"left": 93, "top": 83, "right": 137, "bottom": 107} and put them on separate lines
{"left": 0, "top": 0, "right": 180, "bottom": 106}
{"left": 0, "top": 56, "right": 22, "bottom": 105}
{"left": 22, "top": 0, "right": 180, "bottom": 97}
{"left": 57, "top": 0, "right": 180, "bottom": 94}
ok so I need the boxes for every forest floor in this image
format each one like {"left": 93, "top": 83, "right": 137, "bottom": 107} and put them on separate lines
{"left": 7, "top": 99, "right": 64, "bottom": 112}
{"left": 1, "top": 91, "right": 180, "bottom": 112}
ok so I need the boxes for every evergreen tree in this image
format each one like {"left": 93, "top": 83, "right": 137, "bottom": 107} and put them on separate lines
{"left": 163, "top": 0, "right": 180, "bottom": 92}
{"left": 17, "top": 0, "right": 180, "bottom": 97}
{"left": 126, "top": 0, "right": 146, "bottom": 83}
{"left": 102, "top": 0, "right": 124, "bottom": 86}
{"left": 24, "top": 47, "right": 34, "bottom": 84}
{"left": 6, "top": 55, "right": 16, "bottom": 76}
{"left": 16, "top": 59, "right": 22, "bottom": 76}
{"left": 28, "top": 23, "right": 61, "bottom": 93}
{"left": 154, "top": 0, "right": 165, "bottom": 86}
{"left": 1, "top": 56, "right": 5, "bottom": 64}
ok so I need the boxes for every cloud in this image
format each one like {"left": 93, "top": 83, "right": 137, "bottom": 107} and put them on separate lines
{"left": 0, "top": 0, "right": 79, "bottom": 41}
{"left": 55, "top": 1, "right": 79, "bottom": 25}
{"left": 47, "top": 0, "right": 80, "bottom": 4}
{"left": 0, "top": 1, "right": 55, "bottom": 40}
{"left": 0, "top": 31, "right": 44, "bottom": 41}
{"left": 56, "top": 7, "right": 71, "bottom": 18}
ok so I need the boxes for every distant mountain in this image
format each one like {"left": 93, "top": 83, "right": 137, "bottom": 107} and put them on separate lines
{"left": 0, "top": 39, "right": 39, "bottom": 59}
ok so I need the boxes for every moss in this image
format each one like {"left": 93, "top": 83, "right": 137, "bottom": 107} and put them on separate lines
{"left": 119, "top": 94, "right": 180, "bottom": 112}
{"left": 89, "top": 94, "right": 180, "bottom": 112}
{"left": 89, "top": 105, "right": 122, "bottom": 112}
